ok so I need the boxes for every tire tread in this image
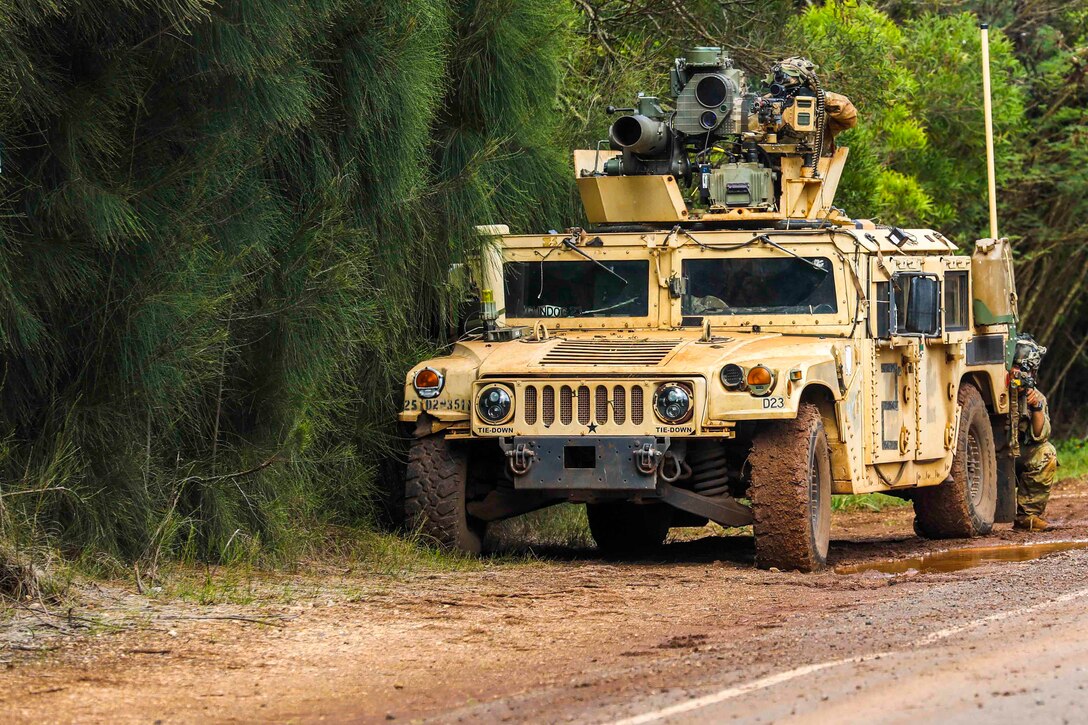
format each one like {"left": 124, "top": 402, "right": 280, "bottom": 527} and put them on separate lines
{"left": 749, "top": 403, "right": 830, "bottom": 572}
{"left": 405, "top": 435, "right": 484, "bottom": 553}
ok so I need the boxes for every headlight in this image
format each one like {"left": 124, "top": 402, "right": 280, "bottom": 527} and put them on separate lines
{"left": 653, "top": 383, "right": 694, "bottom": 424}
{"left": 746, "top": 365, "right": 777, "bottom": 397}
{"left": 720, "top": 363, "right": 746, "bottom": 390}
{"left": 477, "top": 386, "right": 513, "bottom": 424}
{"left": 413, "top": 367, "right": 444, "bottom": 399}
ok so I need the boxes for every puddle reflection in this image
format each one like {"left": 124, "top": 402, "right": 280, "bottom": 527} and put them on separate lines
{"left": 836, "top": 540, "right": 1088, "bottom": 575}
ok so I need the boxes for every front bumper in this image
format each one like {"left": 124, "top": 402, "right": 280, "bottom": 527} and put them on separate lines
{"left": 500, "top": 436, "right": 668, "bottom": 491}
{"left": 498, "top": 435, "right": 754, "bottom": 528}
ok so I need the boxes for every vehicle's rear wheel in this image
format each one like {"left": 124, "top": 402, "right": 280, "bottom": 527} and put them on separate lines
{"left": 586, "top": 502, "right": 672, "bottom": 556}
{"left": 405, "top": 434, "right": 487, "bottom": 554}
{"left": 749, "top": 403, "right": 832, "bottom": 572}
{"left": 913, "top": 384, "right": 997, "bottom": 538}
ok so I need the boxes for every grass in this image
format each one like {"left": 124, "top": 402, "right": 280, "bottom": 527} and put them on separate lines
{"left": 54, "top": 527, "right": 501, "bottom": 608}
{"left": 5, "top": 516, "right": 594, "bottom": 610}
{"left": 831, "top": 493, "right": 912, "bottom": 513}
{"left": 1055, "top": 438, "right": 1088, "bottom": 481}
{"left": 0, "top": 543, "right": 73, "bottom": 603}
{"left": 488, "top": 504, "right": 594, "bottom": 552}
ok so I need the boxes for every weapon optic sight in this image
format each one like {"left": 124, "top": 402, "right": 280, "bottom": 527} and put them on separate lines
{"left": 589, "top": 49, "right": 857, "bottom": 220}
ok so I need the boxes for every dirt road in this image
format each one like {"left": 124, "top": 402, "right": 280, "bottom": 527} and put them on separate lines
{"left": 4, "top": 477, "right": 1088, "bottom": 724}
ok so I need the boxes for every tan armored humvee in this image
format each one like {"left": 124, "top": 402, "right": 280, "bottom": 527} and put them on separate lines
{"left": 400, "top": 49, "right": 1020, "bottom": 571}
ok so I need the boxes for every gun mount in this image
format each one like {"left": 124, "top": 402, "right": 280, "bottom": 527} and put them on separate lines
{"left": 576, "top": 48, "right": 858, "bottom": 227}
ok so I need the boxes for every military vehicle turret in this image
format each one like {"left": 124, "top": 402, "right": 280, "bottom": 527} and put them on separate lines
{"left": 400, "top": 48, "right": 1019, "bottom": 571}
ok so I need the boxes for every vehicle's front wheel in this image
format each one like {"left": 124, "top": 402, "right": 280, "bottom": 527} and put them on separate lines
{"left": 913, "top": 384, "right": 997, "bottom": 539}
{"left": 586, "top": 502, "right": 672, "bottom": 556}
{"left": 748, "top": 403, "right": 832, "bottom": 572}
{"left": 405, "top": 434, "right": 487, "bottom": 554}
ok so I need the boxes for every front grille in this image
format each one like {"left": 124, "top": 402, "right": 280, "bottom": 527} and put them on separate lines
{"left": 543, "top": 386, "right": 555, "bottom": 426}
{"left": 524, "top": 386, "right": 538, "bottom": 425}
{"left": 578, "top": 386, "right": 591, "bottom": 425}
{"left": 613, "top": 385, "right": 626, "bottom": 424}
{"left": 519, "top": 382, "right": 651, "bottom": 432}
{"left": 541, "top": 338, "right": 682, "bottom": 366}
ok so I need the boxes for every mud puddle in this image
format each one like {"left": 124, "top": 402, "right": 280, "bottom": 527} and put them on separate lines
{"left": 837, "top": 540, "right": 1088, "bottom": 575}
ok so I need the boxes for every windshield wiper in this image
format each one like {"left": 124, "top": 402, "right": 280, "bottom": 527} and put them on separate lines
{"left": 577, "top": 296, "right": 639, "bottom": 317}
{"left": 560, "top": 237, "right": 629, "bottom": 285}
{"left": 755, "top": 234, "right": 829, "bottom": 274}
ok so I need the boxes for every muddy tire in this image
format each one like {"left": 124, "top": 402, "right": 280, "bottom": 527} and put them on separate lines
{"left": 749, "top": 403, "right": 832, "bottom": 572}
{"left": 586, "top": 502, "right": 672, "bottom": 556}
{"left": 405, "top": 434, "right": 486, "bottom": 554}
{"left": 913, "top": 384, "right": 997, "bottom": 539}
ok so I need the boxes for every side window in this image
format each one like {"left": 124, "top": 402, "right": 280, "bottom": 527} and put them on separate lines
{"left": 945, "top": 271, "right": 969, "bottom": 331}
{"left": 890, "top": 273, "right": 941, "bottom": 337}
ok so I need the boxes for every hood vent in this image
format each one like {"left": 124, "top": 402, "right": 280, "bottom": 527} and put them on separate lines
{"left": 541, "top": 339, "right": 682, "bottom": 366}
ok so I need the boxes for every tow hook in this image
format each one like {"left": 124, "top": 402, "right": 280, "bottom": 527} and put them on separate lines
{"left": 635, "top": 443, "right": 663, "bottom": 475}
{"left": 659, "top": 451, "right": 683, "bottom": 483}
{"left": 506, "top": 443, "right": 536, "bottom": 475}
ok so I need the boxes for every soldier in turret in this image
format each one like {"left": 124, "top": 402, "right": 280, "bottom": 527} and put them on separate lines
{"left": 1011, "top": 336, "right": 1058, "bottom": 531}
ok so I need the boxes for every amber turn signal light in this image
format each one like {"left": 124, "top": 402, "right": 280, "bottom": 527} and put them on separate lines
{"left": 415, "top": 369, "right": 440, "bottom": 389}
{"left": 746, "top": 366, "right": 772, "bottom": 387}
{"left": 746, "top": 365, "right": 776, "bottom": 397}
{"left": 413, "top": 367, "right": 444, "bottom": 399}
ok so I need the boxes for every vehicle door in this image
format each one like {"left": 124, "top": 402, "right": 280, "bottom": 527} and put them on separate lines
{"left": 904, "top": 266, "right": 949, "bottom": 462}
{"left": 916, "top": 259, "right": 972, "bottom": 461}
{"left": 871, "top": 265, "right": 923, "bottom": 465}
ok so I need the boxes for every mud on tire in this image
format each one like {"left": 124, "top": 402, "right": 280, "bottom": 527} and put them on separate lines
{"left": 586, "top": 502, "right": 672, "bottom": 557}
{"left": 913, "top": 384, "right": 997, "bottom": 539}
{"left": 749, "top": 403, "right": 832, "bottom": 572}
{"left": 405, "top": 434, "right": 487, "bottom": 554}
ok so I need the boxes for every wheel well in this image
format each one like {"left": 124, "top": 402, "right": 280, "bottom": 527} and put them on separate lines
{"left": 744, "top": 384, "right": 838, "bottom": 440}
{"left": 801, "top": 384, "right": 838, "bottom": 423}
{"left": 961, "top": 372, "right": 995, "bottom": 412}
{"left": 800, "top": 384, "right": 850, "bottom": 491}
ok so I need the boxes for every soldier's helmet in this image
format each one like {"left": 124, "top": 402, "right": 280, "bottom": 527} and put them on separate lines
{"left": 1014, "top": 334, "right": 1047, "bottom": 372}
{"left": 767, "top": 57, "right": 819, "bottom": 92}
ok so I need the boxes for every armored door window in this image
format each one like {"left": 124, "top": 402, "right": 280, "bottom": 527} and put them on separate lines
{"left": 890, "top": 273, "right": 941, "bottom": 337}
{"left": 944, "top": 271, "right": 969, "bottom": 331}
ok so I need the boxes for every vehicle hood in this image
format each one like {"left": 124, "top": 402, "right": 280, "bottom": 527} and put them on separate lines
{"left": 472, "top": 332, "right": 844, "bottom": 378}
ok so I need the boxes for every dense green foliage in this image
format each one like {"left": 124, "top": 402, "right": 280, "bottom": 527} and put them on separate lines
{"left": 0, "top": 0, "right": 1086, "bottom": 563}
{"left": 0, "top": 0, "right": 574, "bottom": 561}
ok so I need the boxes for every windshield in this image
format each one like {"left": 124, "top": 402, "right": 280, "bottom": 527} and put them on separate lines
{"left": 504, "top": 260, "right": 649, "bottom": 318}
{"left": 682, "top": 257, "right": 838, "bottom": 316}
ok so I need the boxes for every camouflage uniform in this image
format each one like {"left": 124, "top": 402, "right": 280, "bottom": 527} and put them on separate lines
{"left": 1015, "top": 392, "right": 1057, "bottom": 518}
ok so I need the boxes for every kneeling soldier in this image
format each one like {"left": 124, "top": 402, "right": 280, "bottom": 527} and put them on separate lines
{"left": 1011, "top": 336, "right": 1058, "bottom": 532}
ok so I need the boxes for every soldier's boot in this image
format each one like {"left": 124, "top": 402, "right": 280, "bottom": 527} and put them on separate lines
{"left": 1013, "top": 515, "right": 1051, "bottom": 532}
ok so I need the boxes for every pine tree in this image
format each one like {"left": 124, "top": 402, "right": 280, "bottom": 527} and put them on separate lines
{"left": 0, "top": 0, "right": 576, "bottom": 561}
